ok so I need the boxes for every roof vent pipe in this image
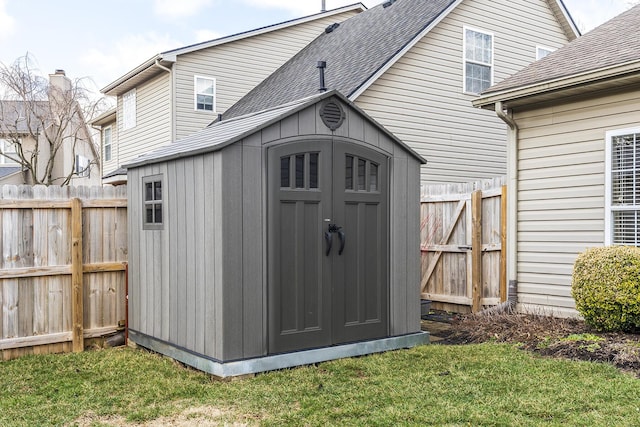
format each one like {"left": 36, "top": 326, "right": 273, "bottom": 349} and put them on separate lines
{"left": 321, "top": 0, "right": 326, "bottom": 12}
{"left": 317, "top": 61, "right": 327, "bottom": 92}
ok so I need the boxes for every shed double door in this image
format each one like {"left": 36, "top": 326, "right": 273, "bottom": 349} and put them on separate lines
{"left": 268, "top": 140, "right": 388, "bottom": 354}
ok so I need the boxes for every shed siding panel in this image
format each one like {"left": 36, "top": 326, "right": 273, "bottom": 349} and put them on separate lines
{"left": 356, "top": 0, "right": 570, "bottom": 183}
{"left": 220, "top": 145, "right": 244, "bottom": 360}
{"left": 242, "top": 142, "right": 265, "bottom": 358}
{"left": 514, "top": 88, "right": 640, "bottom": 315}
{"left": 390, "top": 156, "right": 409, "bottom": 335}
{"left": 117, "top": 73, "right": 171, "bottom": 166}
{"left": 174, "top": 10, "right": 360, "bottom": 141}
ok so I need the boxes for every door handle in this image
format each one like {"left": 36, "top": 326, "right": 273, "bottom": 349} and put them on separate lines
{"left": 325, "top": 231, "right": 333, "bottom": 256}
{"left": 338, "top": 230, "right": 346, "bottom": 255}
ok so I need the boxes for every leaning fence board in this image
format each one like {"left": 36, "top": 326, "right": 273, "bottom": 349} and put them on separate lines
{"left": 420, "top": 177, "right": 506, "bottom": 313}
{"left": 0, "top": 184, "right": 127, "bottom": 360}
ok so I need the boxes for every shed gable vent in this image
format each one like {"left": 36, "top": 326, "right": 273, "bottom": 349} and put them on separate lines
{"left": 319, "top": 100, "right": 345, "bottom": 130}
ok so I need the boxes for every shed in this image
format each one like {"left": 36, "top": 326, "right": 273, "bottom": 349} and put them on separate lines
{"left": 473, "top": 5, "right": 640, "bottom": 317}
{"left": 125, "top": 90, "right": 428, "bottom": 377}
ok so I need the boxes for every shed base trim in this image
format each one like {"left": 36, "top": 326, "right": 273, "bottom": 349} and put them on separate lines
{"left": 128, "top": 330, "right": 430, "bottom": 378}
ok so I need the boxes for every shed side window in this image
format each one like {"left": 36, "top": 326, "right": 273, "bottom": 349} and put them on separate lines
{"left": 606, "top": 129, "right": 640, "bottom": 246}
{"left": 143, "top": 175, "right": 163, "bottom": 230}
{"left": 463, "top": 27, "right": 493, "bottom": 94}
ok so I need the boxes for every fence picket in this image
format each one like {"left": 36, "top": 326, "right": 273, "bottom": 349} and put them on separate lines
{"left": 421, "top": 177, "right": 506, "bottom": 313}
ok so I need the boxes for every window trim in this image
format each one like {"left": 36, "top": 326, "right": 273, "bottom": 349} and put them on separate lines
{"left": 143, "top": 174, "right": 164, "bottom": 231}
{"left": 194, "top": 75, "right": 216, "bottom": 112}
{"left": 103, "top": 125, "right": 112, "bottom": 162}
{"left": 122, "top": 89, "right": 136, "bottom": 130}
{"left": 605, "top": 127, "right": 640, "bottom": 245}
{"left": 462, "top": 26, "right": 494, "bottom": 95}
{"left": 536, "top": 45, "right": 555, "bottom": 60}
{"left": 0, "top": 138, "right": 19, "bottom": 165}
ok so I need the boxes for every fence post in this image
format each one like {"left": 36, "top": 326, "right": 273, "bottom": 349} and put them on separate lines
{"left": 71, "top": 198, "right": 84, "bottom": 352}
{"left": 471, "top": 190, "right": 483, "bottom": 312}
{"left": 500, "top": 185, "right": 508, "bottom": 302}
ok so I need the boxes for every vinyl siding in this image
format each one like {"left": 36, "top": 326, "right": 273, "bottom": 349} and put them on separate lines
{"left": 514, "top": 86, "right": 640, "bottom": 316}
{"left": 117, "top": 73, "right": 171, "bottom": 166}
{"left": 355, "top": 0, "right": 570, "bottom": 184}
{"left": 174, "top": 10, "right": 359, "bottom": 141}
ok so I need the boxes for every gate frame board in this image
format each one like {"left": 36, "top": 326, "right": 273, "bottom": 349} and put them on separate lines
{"left": 125, "top": 91, "right": 428, "bottom": 377}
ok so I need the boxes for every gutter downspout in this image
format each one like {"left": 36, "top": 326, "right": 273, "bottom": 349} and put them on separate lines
{"left": 154, "top": 59, "right": 175, "bottom": 141}
{"left": 482, "top": 101, "right": 519, "bottom": 315}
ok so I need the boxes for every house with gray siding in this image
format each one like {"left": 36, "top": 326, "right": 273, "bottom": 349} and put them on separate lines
{"left": 126, "top": 91, "right": 428, "bottom": 377}
{"left": 94, "top": 4, "right": 364, "bottom": 184}
{"left": 223, "top": 0, "right": 579, "bottom": 184}
{"left": 473, "top": 4, "right": 640, "bottom": 317}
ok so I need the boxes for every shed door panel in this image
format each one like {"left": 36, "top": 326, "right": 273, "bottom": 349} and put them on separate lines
{"left": 332, "top": 144, "right": 388, "bottom": 344}
{"left": 268, "top": 142, "right": 332, "bottom": 354}
{"left": 269, "top": 140, "right": 389, "bottom": 354}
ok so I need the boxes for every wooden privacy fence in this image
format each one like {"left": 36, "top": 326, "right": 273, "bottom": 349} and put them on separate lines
{"left": 0, "top": 185, "right": 127, "bottom": 360}
{"left": 420, "top": 177, "right": 506, "bottom": 313}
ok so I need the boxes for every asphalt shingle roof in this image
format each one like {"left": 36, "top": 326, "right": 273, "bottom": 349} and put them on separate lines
{"left": 223, "top": 0, "right": 455, "bottom": 120}
{"left": 483, "top": 4, "right": 640, "bottom": 94}
{"left": 0, "top": 101, "right": 49, "bottom": 134}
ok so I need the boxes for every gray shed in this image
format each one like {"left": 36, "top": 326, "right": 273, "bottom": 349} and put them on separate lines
{"left": 126, "top": 91, "right": 428, "bottom": 378}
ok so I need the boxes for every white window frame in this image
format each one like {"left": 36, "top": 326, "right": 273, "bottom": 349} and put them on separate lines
{"left": 194, "top": 76, "right": 216, "bottom": 112}
{"left": 103, "top": 126, "right": 112, "bottom": 162}
{"left": 0, "top": 138, "right": 19, "bottom": 165}
{"left": 462, "top": 26, "right": 494, "bottom": 95}
{"left": 122, "top": 89, "right": 136, "bottom": 130}
{"left": 536, "top": 45, "right": 555, "bottom": 60}
{"left": 605, "top": 127, "right": 640, "bottom": 246}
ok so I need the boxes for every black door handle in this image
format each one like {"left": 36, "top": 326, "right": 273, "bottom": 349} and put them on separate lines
{"left": 325, "top": 231, "right": 332, "bottom": 256}
{"left": 338, "top": 230, "right": 346, "bottom": 255}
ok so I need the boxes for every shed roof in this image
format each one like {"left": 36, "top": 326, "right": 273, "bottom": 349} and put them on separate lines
{"left": 222, "top": 0, "right": 578, "bottom": 120}
{"left": 475, "top": 4, "right": 640, "bottom": 107}
{"left": 125, "top": 90, "right": 425, "bottom": 169}
{"left": 101, "top": 3, "right": 366, "bottom": 96}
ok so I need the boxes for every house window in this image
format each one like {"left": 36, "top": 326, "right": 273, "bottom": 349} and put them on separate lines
{"left": 0, "top": 138, "right": 18, "bottom": 165}
{"left": 75, "top": 154, "right": 90, "bottom": 178}
{"left": 143, "top": 175, "right": 163, "bottom": 230}
{"left": 122, "top": 89, "right": 136, "bottom": 130}
{"left": 536, "top": 46, "right": 555, "bottom": 60}
{"left": 194, "top": 76, "right": 216, "bottom": 112}
{"left": 103, "top": 126, "right": 112, "bottom": 161}
{"left": 606, "top": 128, "right": 640, "bottom": 246}
{"left": 463, "top": 27, "right": 493, "bottom": 94}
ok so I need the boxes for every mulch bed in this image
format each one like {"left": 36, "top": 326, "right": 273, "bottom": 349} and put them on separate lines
{"left": 426, "top": 311, "right": 640, "bottom": 377}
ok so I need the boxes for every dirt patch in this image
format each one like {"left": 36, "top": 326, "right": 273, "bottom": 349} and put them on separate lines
{"left": 72, "top": 405, "right": 247, "bottom": 426}
{"left": 424, "top": 311, "right": 640, "bottom": 377}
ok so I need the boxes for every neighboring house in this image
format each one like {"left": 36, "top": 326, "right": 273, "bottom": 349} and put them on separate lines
{"left": 473, "top": 5, "right": 640, "bottom": 317}
{"left": 93, "top": 3, "right": 365, "bottom": 184}
{"left": 0, "top": 70, "right": 100, "bottom": 186}
{"left": 223, "top": 0, "right": 579, "bottom": 184}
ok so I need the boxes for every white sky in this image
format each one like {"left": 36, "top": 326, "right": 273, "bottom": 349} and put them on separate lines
{"left": 0, "top": 0, "right": 634, "bottom": 94}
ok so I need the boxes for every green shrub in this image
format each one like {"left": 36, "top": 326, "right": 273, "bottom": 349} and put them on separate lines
{"left": 571, "top": 246, "right": 640, "bottom": 332}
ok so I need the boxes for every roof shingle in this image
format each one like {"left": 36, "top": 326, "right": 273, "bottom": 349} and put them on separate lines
{"left": 223, "top": 0, "right": 455, "bottom": 120}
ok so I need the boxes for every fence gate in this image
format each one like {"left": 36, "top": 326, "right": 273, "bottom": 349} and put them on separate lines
{"left": 420, "top": 177, "right": 506, "bottom": 313}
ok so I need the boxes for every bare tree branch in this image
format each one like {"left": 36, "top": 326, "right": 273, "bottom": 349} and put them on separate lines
{"left": 0, "top": 54, "right": 106, "bottom": 185}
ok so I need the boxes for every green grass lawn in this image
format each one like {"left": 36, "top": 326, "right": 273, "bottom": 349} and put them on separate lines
{"left": 1, "top": 344, "right": 638, "bottom": 426}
